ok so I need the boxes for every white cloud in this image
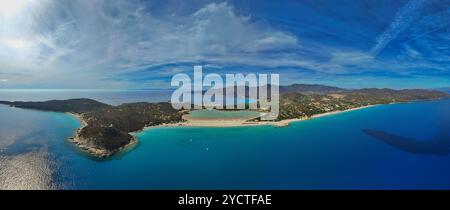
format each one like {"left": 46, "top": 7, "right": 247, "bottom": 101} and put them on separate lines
{"left": 116, "top": 2, "right": 300, "bottom": 70}
{"left": 0, "top": 0, "right": 303, "bottom": 88}
{"left": 330, "top": 51, "right": 374, "bottom": 65}
{"left": 370, "top": 0, "right": 426, "bottom": 55}
{"left": 0, "top": 0, "right": 441, "bottom": 89}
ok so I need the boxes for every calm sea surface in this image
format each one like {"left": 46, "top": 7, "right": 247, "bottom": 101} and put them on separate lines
{"left": 0, "top": 89, "right": 172, "bottom": 105}
{"left": 0, "top": 90, "right": 449, "bottom": 189}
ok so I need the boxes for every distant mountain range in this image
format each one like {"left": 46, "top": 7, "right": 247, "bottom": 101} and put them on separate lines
{"left": 279, "top": 84, "right": 345, "bottom": 94}
{"left": 216, "top": 84, "right": 447, "bottom": 99}
{"left": 0, "top": 84, "right": 448, "bottom": 158}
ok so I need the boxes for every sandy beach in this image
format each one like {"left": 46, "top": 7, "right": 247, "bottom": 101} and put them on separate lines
{"left": 310, "top": 105, "right": 377, "bottom": 119}
{"left": 142, "top": 104, "right": 378, "bottom": 130}
{"left": 67, "top": 113, "right": 87, "bottom": 129}
{"left": 66, "top": 104, "right": 378, "bottom": 157}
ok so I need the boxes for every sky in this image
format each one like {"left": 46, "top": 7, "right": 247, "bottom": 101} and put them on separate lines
{"left": 0, "top": 0, "right": 448, "bottom": 89}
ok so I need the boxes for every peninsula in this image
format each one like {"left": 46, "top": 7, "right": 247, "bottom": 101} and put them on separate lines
{"left": 0, "top": 99, "right": 184, "bottom": 157}
{"left": 0, "top": 84, "right": 447, "bottom": 158}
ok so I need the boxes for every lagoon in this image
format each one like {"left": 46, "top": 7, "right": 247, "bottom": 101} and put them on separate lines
{"left": 186, "top": 109, "right": 261, "bottom": 119}
{"left": 0, "top": 97, "right": 449, "bottom": 189}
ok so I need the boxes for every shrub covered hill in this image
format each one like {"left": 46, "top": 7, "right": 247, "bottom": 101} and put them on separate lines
{"left": 0, "top": 99, "right": 184, "bottom": 157}
{"left": 0, "top": 85, "right": 447, "bottom": 157}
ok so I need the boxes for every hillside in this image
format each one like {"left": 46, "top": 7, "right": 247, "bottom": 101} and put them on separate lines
{"left": 0, "top": 85, "right": 447, "bottom": 157}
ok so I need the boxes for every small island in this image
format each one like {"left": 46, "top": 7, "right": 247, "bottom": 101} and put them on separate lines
{"left": 0, "top": 84, "right": 447, "bottom": 158}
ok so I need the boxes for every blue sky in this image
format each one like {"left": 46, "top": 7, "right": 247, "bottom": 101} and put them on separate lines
{"left": 0, "top": 0, "right": 448, "bottom": 89}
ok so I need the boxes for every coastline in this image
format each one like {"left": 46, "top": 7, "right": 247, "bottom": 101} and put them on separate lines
{"left": 60, "top": 98, "right": 446, "bottom": 158}
{"left": 139, "top": 104, "right": 378, "bottom": 131}
{"left": 66, "top": 104, "right": 378, "bottom": 157}
{"left": 2, "top": 91, "right": 445, "bottom": 159}
{"left": 310, "top": 104, "right": 377, "bottom": 119}
{"left": 67, "top": 112, "right": 137, "bottom": 158}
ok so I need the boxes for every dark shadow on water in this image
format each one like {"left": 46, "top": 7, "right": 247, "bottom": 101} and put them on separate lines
{"left": 363, "top": 103, "right": 450, "bottom": 156}
{"left": 363, "top": 129, "right": 450, "bottom": 156}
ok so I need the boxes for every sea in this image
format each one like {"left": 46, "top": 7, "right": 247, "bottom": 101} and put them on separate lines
{"left": 0, "top": 89, "right": 449, "bottom": 189}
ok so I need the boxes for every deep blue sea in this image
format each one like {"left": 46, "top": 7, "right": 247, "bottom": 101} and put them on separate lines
{"left": 0, "top": 90, "right": 449, "bottom": 189}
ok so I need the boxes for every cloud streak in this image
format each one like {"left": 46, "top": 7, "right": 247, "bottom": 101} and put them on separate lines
{"left": 370, "top": 0, "right": 427, "bottom": 55}
{"left": 0, "top": 0, "right": 304, "bottom": 88}
{"left": 0, "top": 0, "right": 448, "bottom": 89}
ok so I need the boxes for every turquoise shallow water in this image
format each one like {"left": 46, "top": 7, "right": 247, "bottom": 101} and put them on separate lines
{"left": 0, "top": 99, "right": 449, "bottom": 189}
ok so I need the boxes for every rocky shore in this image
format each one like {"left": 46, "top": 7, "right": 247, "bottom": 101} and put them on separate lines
{"left": 0, "top": 85, "right": 447, "bottom": 158}
{"left": 67, "top": 113, "right": 138, "bottom": 158}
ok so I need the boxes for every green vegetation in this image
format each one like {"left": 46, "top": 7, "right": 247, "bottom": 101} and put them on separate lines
{"left": 0, "top": 84, "right": 447, "bottom": 157}
{"left": 0, "top": 99, "right": 183, "bottom": 157}
{"left": 278, "top": 88, "right": 448, "bottom": 120}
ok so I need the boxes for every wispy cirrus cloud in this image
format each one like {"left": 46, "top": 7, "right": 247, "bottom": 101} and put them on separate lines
{"left": 370, "top": 0, "right": 427, "bottom": 56}
{"left": 0, "top": 0, "right": 303, "bottom": 88}
{"left": 0, "top": 0, "right": 448, "bottom": 89}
